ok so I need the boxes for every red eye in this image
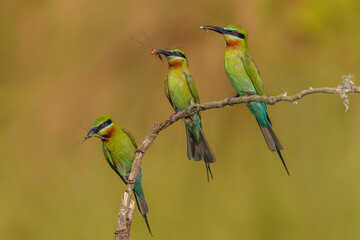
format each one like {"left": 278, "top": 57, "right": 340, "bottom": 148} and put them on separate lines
{"left": 232, "top": 30, "right": 238, "bottom": 35}
{"left": 102, "top": 122, "right": 107, "bottom": 127}
{"left": 176, "top": 51, "right": 180, "bottom": 55}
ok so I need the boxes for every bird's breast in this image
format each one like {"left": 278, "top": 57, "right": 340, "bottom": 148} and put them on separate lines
{"left": 167, "top": 73, "right": 193, "bottom": 111}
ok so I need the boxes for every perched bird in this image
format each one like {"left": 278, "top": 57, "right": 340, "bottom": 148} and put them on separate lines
{"left": 86, "top": 115, "right": 152, "bottom": 235}
{"left": 201, "top": 24, "right": 289, "bottom": 175}
{"left": 151, "top": 48, "right": 216, "bottom": 181}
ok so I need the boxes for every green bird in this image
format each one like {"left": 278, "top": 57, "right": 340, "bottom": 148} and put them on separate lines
{"left": 151, "top": 48, "right": 216, "bottom": 181}
{"left": 86, "top": 115, "right": 152, "bottom": 234}
{"left": 201, "top": 24, "right": 289, "bottom": 175}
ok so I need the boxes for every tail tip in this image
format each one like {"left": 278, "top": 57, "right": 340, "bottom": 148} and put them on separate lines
{"left": 143, "top": 215, "right": 153, "bottom": 236}
{"left": 277, "top": 150, "right": 290, "bottom": 176}
{"left": 205, "top": 162, "right": 214, "bottom": 182}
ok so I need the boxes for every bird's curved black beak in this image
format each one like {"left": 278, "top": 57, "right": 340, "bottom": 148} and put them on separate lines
{"left": 200, "top": 25, "right": 227, "bottom": 35}
{"left": 151, "top": 49, "right": 172, "bottom": 57}
{"left": 87, "top": 126, "right": 100, "bottom": 137}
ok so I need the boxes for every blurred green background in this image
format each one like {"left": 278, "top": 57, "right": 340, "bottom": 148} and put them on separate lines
{"left": 1, "top": 0, "right": 360, "bottom": 239}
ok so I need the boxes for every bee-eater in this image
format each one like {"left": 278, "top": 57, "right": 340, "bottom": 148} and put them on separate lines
{"left": 151, "top": 48, "right": 216, "bottom": 181}
{"left": 86, "top": 115, "right": 152, "bottom": 234}
{"left": 201, "top": 24, "right": 289, "bottom": 175}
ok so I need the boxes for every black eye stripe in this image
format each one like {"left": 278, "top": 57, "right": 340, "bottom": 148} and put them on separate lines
{"left": 173, "top": 51, "right": 186, "bottom": 59}
{"left": 227, "top": 30, "right": 245, "bottom": 39}
{"left": 99, "top": 119, "right": 112, "bottom": 129}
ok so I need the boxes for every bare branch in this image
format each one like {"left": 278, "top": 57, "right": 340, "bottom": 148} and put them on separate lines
{"left": 114, "top": 76, "right": 359, "bottom": 239}
{"left": 115, "top": 196, "right": 135, "bottom": 240}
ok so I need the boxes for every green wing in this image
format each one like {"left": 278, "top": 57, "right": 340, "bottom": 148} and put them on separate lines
{"left": 183, "top": 72, "right": 200, "bottom": 104}
{"left": 122, "top": 128, "right": 137, "bottom": 149}
{"left": 242, "top": 54, "right": 265, "bottom": 96}
{"left": 242, "top": 54, "right": 267, "bottom": 110}
{"left": 164, "top": 77, "right": 177, "bottom": 110}
{"left": 102, "top": 145, "right": 119, "bottom": 174}
{"left": 102, "top": 144, "right": 127, "bottom": 182}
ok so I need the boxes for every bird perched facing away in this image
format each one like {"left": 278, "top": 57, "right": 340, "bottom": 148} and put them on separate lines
{"left": 151, "top": 48, "right": 216, "bottom": 181}
{"left": 85, "top": 115, "right": 152, "bottom": 235}
{"left": 200, "top": 24, "right": 289, "bottom": 175}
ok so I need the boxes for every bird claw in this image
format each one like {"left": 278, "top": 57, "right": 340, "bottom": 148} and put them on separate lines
{"left": 124, "top": 178, "right": 136, "bottom": 185}
{"left": 227, "top": 94, "right": 240, "bottom": 105}
{"left": 135, "top": 148, "right": 144, "bottom": 154}
{"left": 239, "top": 90, "right": 255, "bottom": 96}
{"left": 227, "top": 91, "right": 255, "bottom": 105}
{"left": 169, "top": 111, "right": 178, "bottom": 122}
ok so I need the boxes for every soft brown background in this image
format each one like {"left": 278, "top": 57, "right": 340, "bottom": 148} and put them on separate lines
{"left": 1, "top": 0, "right": 360, "bottom": 239}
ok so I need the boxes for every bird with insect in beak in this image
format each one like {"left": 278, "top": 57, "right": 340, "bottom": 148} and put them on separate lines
{"left": 200, "top": 24, "right": 289, "bottom": 175}
{"left": 84, "top": 115, "right": 152, "bottom": 235}
{"left": 151, "top": 48, "right": 216, "bottom": 181}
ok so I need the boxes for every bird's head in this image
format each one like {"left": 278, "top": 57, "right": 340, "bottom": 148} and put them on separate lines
{"left": 86, "top": 115, "right": 115, "bottom": 141}
{"left": 201, "top": 24, "right": 248, "bottom": 50}
{"left": 151, "top": 48, "right": 188, "bottom": 69}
